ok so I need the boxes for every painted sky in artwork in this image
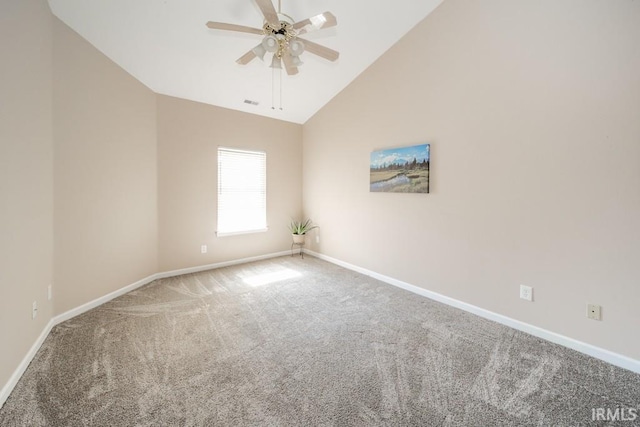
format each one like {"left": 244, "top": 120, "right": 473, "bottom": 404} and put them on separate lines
{"left": 370, "top": 144, "right": 430, "bottom": 168}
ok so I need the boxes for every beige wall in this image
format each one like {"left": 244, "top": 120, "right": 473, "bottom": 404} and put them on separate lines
{"left": 157, "top": 95, "right": 302, "bottom": 272}
{"left": 303, "top": 0, "right": 640, "bottom": 359}
{"left": 0, "top": 0, "right": 54, "bottom": 392}
{"left": 53, "top": 19, "right": 158, "bottom": 315}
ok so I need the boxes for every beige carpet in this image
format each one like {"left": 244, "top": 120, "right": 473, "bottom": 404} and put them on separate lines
{"left": 1, "top": 256, "right": 639, "bottom": 426}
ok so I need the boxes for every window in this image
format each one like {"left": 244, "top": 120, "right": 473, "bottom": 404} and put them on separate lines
{"left": 217, "top": 147, "right": 267, "bottom": 236}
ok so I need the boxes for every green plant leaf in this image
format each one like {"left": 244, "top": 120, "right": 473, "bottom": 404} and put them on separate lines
{"left": 288, "top": 218, "right": 318, "bottom": 235}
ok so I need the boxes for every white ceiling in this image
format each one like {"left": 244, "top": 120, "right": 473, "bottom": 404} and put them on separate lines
{"left": 48, "top": 0, "right": 444, "bottom": 124}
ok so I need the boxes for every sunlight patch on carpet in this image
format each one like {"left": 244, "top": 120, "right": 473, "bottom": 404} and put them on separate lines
{"left": 241, "top": 268, "right": 301, "bottom": 287}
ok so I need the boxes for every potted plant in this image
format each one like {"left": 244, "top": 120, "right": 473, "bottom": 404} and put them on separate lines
{"left": 289, "top": 218, "right": 318, "bottom": 244}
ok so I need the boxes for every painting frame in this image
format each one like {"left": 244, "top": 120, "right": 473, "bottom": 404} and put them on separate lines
{"left": 370, "top": 143, "right": 430, "bottom": 193}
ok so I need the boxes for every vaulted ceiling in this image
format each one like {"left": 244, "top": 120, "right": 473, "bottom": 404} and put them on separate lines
{"left": 48, "top": 0, "right": 444, "bottom": 124}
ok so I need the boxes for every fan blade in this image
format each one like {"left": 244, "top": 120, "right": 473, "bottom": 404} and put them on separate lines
{"left": 293, "top": 12, "right": 337, "bottom": 35}
{"left": 298, "top": 38, "right": 339, "bottom": 62}
{"left": 282, "top": 54, "right": 299, "bottom": 76}
{"left": 255, "top": 0, "right": 280, "bottom": 28}
{"left": 206, "top": 22, "right": 264, "bottom": 35}
{"left": 236, "top": 49, "right": 258, "bottom": 65}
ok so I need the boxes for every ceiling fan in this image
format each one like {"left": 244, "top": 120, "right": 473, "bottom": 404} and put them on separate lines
{"left": 206, "top": 0, "right": 339, "bottom": 76}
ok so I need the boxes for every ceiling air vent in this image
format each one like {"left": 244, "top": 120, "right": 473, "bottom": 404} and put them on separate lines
{"left": 243, "top": 99, "right": 259, "bottom": 106}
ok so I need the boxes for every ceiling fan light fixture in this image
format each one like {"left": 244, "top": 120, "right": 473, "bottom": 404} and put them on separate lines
{"left": 289, "top": 40, "right": 305, "bottom": 57}
{"left": 291, "top": 55, "right": 303, "bottom": 67}
{"left": 206, "top": 1, "right": 339, "bottom": 74}
{"left": 270, "top": 55, "right": 282, "bottom": 69}
{"left": 262, "top": 35, "right": 279, "bottom": 53}
{"left": 252, "top": 44, "right": 267, "bottom": 60}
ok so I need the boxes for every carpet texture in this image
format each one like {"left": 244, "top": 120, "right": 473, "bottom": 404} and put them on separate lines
{"left": 1, "top": 256, "right": 639, "bottom": 426}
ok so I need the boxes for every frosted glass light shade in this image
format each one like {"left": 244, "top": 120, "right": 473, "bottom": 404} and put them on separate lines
{"left": 270, "top": 55, "right": 282, "bottom": 69}
{"left": 289, "top": 40, "right": 305, "bottom": 57}
{"left": 252, "top": 44, "right": 267, "bottom": 60}
{"left": 262, "top": 35, "right": 279, "bottom": 53}
{"left": 291, "top": 55, "right": 303, "bottom": 67}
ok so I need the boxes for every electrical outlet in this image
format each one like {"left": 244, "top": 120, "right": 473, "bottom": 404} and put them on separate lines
{"left": 48, "top": 284, "right": 52, "bottom": 300}
{"left": 587, "top": 304, "right": 602, "bottom": 321}
{"left": 519, "top": 285, "right": 533, "bottom": 302}
{"left": 315, "top": 235, "right": 320, "bottom": 244}
{"left": 32, "top": 301, "right": 38, "bottom": 319}
{"left": 201, "top": 245, "right": 207, "bottom": 254}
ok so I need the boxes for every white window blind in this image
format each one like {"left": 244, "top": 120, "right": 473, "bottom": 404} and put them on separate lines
{"left": 217, "top": 147, "right": 267, "bottom": 236}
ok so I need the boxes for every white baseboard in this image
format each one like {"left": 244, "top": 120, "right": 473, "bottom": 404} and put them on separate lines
{"left": 154, "top": 250, "right": 291, "bottom": 280}
{"left": 54, "top": 274, "right": 159, "bottom": 325}
{"left": 0, "top": 250, "right": 291, "bottom": 409}
{"left": 54, "top": 250, "right": 291, "bottom": 324}
{"left": 0, "top": 319, "right": 55, "bottom": 409}
{"left": 304, "top": 249, "right": 640, "bottom": 374}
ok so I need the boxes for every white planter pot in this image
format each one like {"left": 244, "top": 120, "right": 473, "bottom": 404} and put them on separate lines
{"left": 292, "top": 234, "right": 305, "bottom": 244}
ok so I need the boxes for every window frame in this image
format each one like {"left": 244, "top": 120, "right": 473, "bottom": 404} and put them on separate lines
{"left": 216, "top": 147, "right": 268, "bottom": 237}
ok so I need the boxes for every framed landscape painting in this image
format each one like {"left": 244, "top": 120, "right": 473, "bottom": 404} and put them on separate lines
{"left": 370, "top": 143, "right": 430, "bottom": 193}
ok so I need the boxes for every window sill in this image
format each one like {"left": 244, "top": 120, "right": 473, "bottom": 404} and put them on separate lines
{"left": 216, "top": 228, "right": 268, "bottom": 237}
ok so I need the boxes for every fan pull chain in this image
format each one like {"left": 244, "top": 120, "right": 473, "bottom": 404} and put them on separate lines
{"left": 271, "top": 65, "right": 283, "bottom": 111}
{"left": 279, "top": 67, "right": 283, "bottom": 110}
{"left": 271, "top": 66, "right": 275, "bottom": 110}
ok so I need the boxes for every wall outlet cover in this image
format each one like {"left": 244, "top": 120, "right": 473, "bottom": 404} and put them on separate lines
{"left": 520, "top": 285, "right": 533, "bottom": 302}
{"left": 587, "top": 303, "right": 602, "bottom": 321}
